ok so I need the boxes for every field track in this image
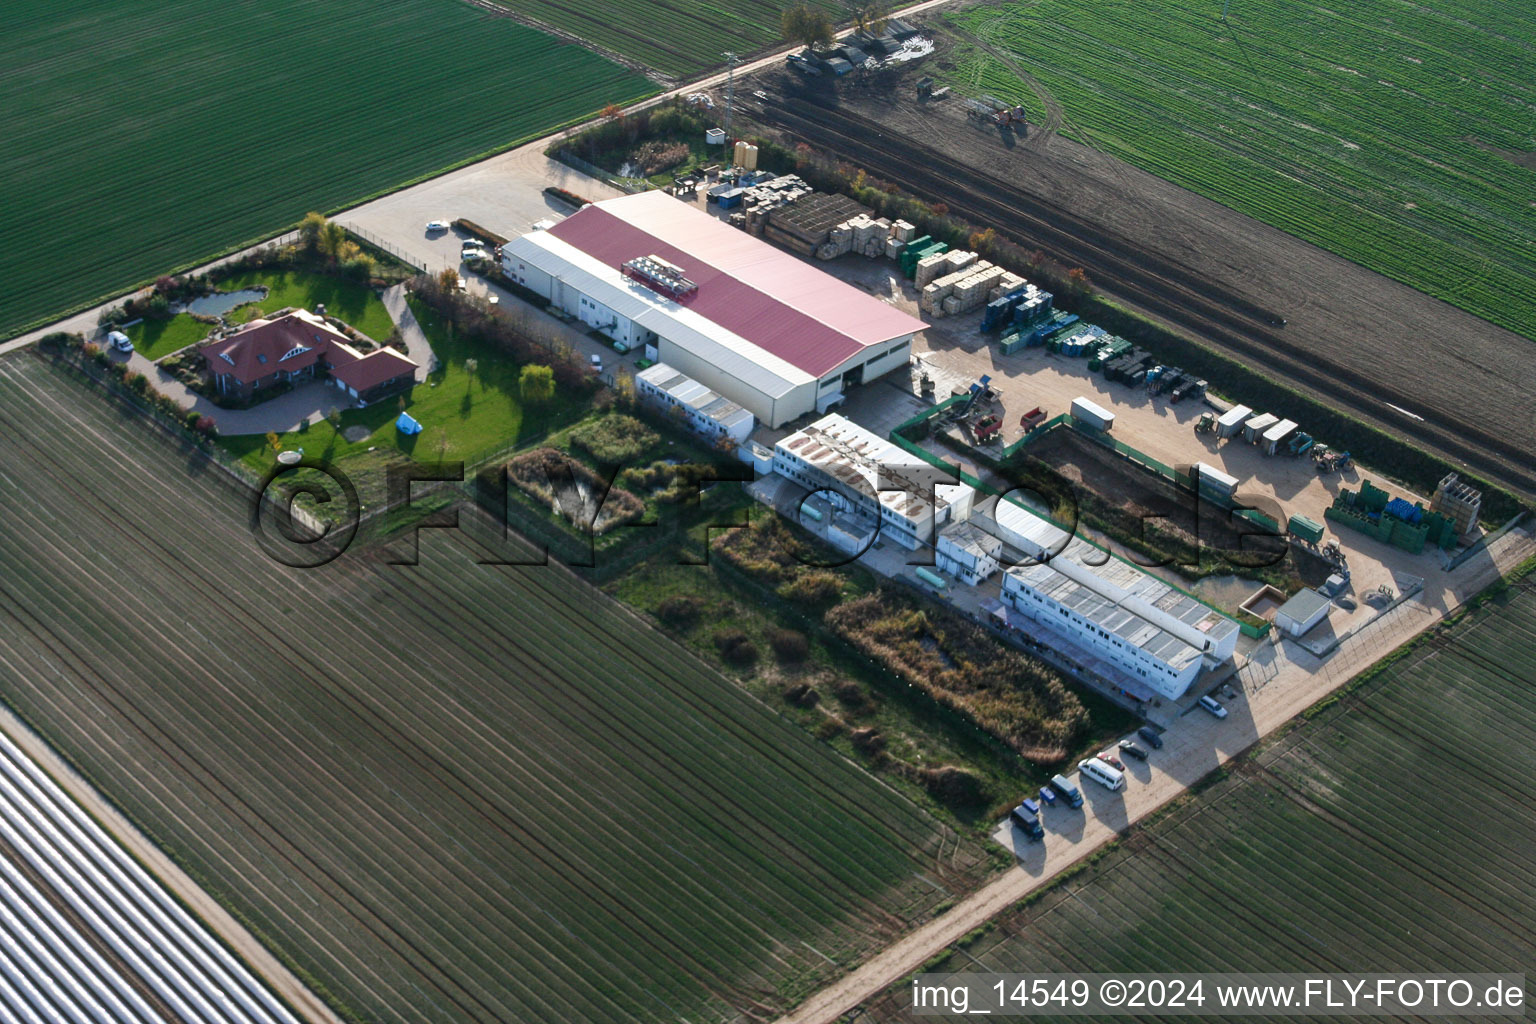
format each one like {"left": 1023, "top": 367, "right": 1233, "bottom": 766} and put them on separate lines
{"left": 745, "top": 88, "right": 1536, "bottom": 501}
{"left": 0, "top": 351, "right": 980, "bottom": 1024}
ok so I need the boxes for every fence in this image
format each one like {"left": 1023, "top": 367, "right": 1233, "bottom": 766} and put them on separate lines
{"left": 344, "top": 225, "right": 431, "bottom": 273}
{"left": 553, "top": 150, "right": 656, "bottom": 194}
{"left": 886, "top": 397, "right": 1269, "bottom": 638}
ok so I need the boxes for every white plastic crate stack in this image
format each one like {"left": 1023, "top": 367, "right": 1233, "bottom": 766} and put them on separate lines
{"left": 923, "top": 261, "right": 993, "bottom": 316}
{"left": 945, "top": 249, "right": 978, "bottom": 275}
{"left": 987, "top": 272, "right": 1028, "bottom": 302}
{"left": 943, "top": 264, "right": 1004, "bottom": 315}
{"left": 891, "top": 220, "right": 916, "bottom": 243}
{"left": 884, "top": 235, "right": 904, "bottom": 259}
{"left": 914, "top": 251, "right": 951, "bottom": 288}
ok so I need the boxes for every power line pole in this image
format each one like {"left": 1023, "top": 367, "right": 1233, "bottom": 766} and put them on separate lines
{"left": 722, "top": 51, "right": 740, "bottom": 138}
{"left": 1221, "top": 0, "right": 1232, "bottom": 20}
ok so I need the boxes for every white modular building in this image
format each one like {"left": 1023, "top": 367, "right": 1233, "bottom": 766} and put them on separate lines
{"left": 976, "top": 498, "right": 1240, "bottom": 698}
{"left": 771, "top": 414, "right": 976, "bottom": 550}
{"left": 502, "top": 192, "right": 927, "bottom": 427}
{"left": 935, "top": 521, "right": 1003, "bottom": 585}
{"left": 635, "top": 362, "right": 754, "bottom": 443}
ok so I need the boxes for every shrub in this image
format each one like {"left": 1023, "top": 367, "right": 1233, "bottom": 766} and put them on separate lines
{"left": 831, "top": 679, "right": 873, "bottom": 714}
{"left": 105, "top": 361, "right": 129, "bottom": 379}
{"left": 918, "top": 765, "right": 988, "bottom": 809}
{"left": 125, "top": 372, "right": 150, "bottom": 394}
{"left": 629, "top": 140, "right": 691, "bottom": 175}
{"left": 768, "top": 628, "right": 809, "bottom": 664}
{"left": 850, "top": 727, "right": 887, "bottom": 760}
{"left": 185, "top": 410, "right": 202, "bottom": 431}
{"left": 712, "top": 628, "right": 749, "bottom": 654}
{"left": 194, "top": 416, "right": 218, "bottom": 437}
{"left": 568, "top": 414, "right": 659, "bottom": 464}
{"left": 781, "top": 680, "right": 819, "bottom": 707}
{"left": 775, "top": 571, "right": 844, "bottom": 606}
{"left": 656, "top": 593, "right": 706, "bottom": 628}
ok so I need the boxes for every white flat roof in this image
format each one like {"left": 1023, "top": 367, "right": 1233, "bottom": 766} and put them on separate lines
{"left": 776, "top": 414, "right": 974, "bottom": 523}
{"left": 636, "top": 362, "right": 753, "bottom": 430}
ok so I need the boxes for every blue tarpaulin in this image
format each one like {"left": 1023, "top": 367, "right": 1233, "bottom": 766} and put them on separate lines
{"left": 396, "top": 412, "right": 422, "bottom": 435}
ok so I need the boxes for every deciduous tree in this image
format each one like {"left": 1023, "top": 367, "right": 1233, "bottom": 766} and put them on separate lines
{"left": 781, "top": 4, "right": 834, "bottom": 49}
{"left": 519, "top": 363, "right": 555, "bottom": 405}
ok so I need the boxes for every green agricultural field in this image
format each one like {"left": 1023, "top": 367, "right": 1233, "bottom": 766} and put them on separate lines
{"left": 0, "top": 349, "right": 986, "bottom": 1024}
{"left": 944, "top": 0, "right": 1536, "bottom": 342}
{"left": 499, "top": 0, "right": 838, "bottom": 77}
{"left": 870, "top": 571, "right": 1536, "bottom": 1021}
{"left": 0, "top": 0, "right": 652, "bottom": 341}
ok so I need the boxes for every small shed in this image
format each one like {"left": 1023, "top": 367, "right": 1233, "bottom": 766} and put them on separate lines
{"left": 1242, "top": 412, "right": 1279, "bottom": 443}
{"left": 395, "top": 412, "right": 423, "bottom": 435}
{"left": 1274, "top": 588, "right": 1332, "bottom": 638}
{"left": 1215, "top": 404, "right": 1252, "bottom": 438}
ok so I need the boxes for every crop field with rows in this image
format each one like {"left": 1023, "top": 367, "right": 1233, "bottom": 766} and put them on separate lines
{"left": 944, "top": 0, "right": 1536, "bottom": 342}
{"left": 0, "top": 351, "right": 984, "bottom": 1024}
{"left": 870, "top": 573, "right": 1536, "bottom": 1021}
{"left": 496, "top": 0, "right": 837, "bottom": 77}
{"left": 0, "top": 0, "right": 652, "bottom": 340}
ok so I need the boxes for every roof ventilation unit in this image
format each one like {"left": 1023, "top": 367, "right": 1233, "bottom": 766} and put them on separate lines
{"left": 621, "top": 254, "right": 698, "bottom": 299}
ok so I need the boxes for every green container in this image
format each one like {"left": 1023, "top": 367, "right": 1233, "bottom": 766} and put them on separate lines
{"left": 1288, "top": 514, "right": 1325, "bottom": 545}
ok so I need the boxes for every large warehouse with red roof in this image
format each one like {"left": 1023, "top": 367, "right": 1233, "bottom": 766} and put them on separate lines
{"left": 500, "top": 192, "right": 927, "bottom": 427}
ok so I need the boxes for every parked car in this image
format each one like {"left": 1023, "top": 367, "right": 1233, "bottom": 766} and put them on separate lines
{"left": 1199, "top": 694, "right": 1229, "bottom": 719}
{"left": 1137, "top": 726, "right": 1164, "bottom": 749}
{"left": 1018, "top": 797, "right": 1040, "bottom": 816}
{"left": 425, "top": 220, "right": 450, "bottom": 233}
{"left": 589, "top": 353, "right": 603, "bottom": 373}
{"left": 1097, "top": 751, "right": 1126, "bottom": 771}
{"left": 1008, "top": 803, "right": 1044, "bottom": 841}
{"left": 106, "top": 330, "right": 133, "bottom": 353}
{"left": 1038, "top": 786, "right": 1056, "bottom": 808}
{"left": 1118, "top": 740, "right": 1149, "bottom": 760}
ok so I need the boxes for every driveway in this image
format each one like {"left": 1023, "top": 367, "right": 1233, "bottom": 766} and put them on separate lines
{"left": 381, "top": 283, "right": 436, "bottom": 380}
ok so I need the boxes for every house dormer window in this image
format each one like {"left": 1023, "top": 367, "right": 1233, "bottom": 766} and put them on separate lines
{"left": 219, "top": 352, "right": 235, "bottom": 366}
{"left": 280, "top": 344, "right": 312, "bottom": 362}
{"left": 257, "top": 354, "right": 268, "bottom": 364}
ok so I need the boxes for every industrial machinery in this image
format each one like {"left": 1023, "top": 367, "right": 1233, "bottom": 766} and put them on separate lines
{"left": 949, "top": 374, "right": 993, "bottom": 420}
{"left": 1195, "top": 411, "right": 1217, "bottom": 434}
{"left": 974, "top": 414, "right": 1003, "bottom": 442}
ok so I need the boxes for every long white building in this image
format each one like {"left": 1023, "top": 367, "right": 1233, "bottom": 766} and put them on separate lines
{"left": 771, "top": 414, "right": 975, "bottom": 550}
{"left": 634, "top": 362, "right": 754, "bottom": 443}
{"left": 978, "top": 499, "right": 1239, "bottom": 698}
{"left": 502, "top": 192, "right": 927, "bottom": 427}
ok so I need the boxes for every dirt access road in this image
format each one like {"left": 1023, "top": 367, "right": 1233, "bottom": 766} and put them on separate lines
{"left": 774, "top": 522, "right": 1535, "bottom": 1024}
{"left": 739, "top": 58, "right": 1536, "bottom": 503}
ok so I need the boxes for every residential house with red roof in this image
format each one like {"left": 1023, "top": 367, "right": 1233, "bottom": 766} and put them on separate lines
{"left": 201, "top": 308, "right": 417, "bottom": 406}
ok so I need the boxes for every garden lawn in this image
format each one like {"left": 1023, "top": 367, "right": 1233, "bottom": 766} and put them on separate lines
{"left": 219, "top": 269, "right": 397, "bottom": 345}
{"left": 220, "top": 296, "right": 577, "bottom": 474}
{"left": 124, "top": 315, "right": 214, "bottom": 361}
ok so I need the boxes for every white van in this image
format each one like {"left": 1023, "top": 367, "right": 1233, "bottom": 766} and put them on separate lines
{"left": 1078, "top": 758, "right": 1125, "bottom": 792}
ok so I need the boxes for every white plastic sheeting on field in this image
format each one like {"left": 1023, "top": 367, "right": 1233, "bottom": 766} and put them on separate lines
{"left": 0, "top": 729, "right": 303, "bottom": 1024}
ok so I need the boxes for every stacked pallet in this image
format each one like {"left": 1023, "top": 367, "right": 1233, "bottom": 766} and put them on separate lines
{"left": 922, "top": 260, "right": 997, "bottom": 316}
{"left": 987, "top": 272, "right": 1028, "bottom": 302}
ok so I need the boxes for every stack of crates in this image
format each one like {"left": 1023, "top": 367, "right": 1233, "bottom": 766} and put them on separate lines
{"left": 1088, "top": 337, "right": 1131, "bottom": 371}
{"left": 915, "top": 251, "right": 952, "bottom": 287}
{"left": 898, "top": 236, "right": 937, "bottom": 277}
{"left": 988, "top": 273, "right": 1028, "bottom": 302}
